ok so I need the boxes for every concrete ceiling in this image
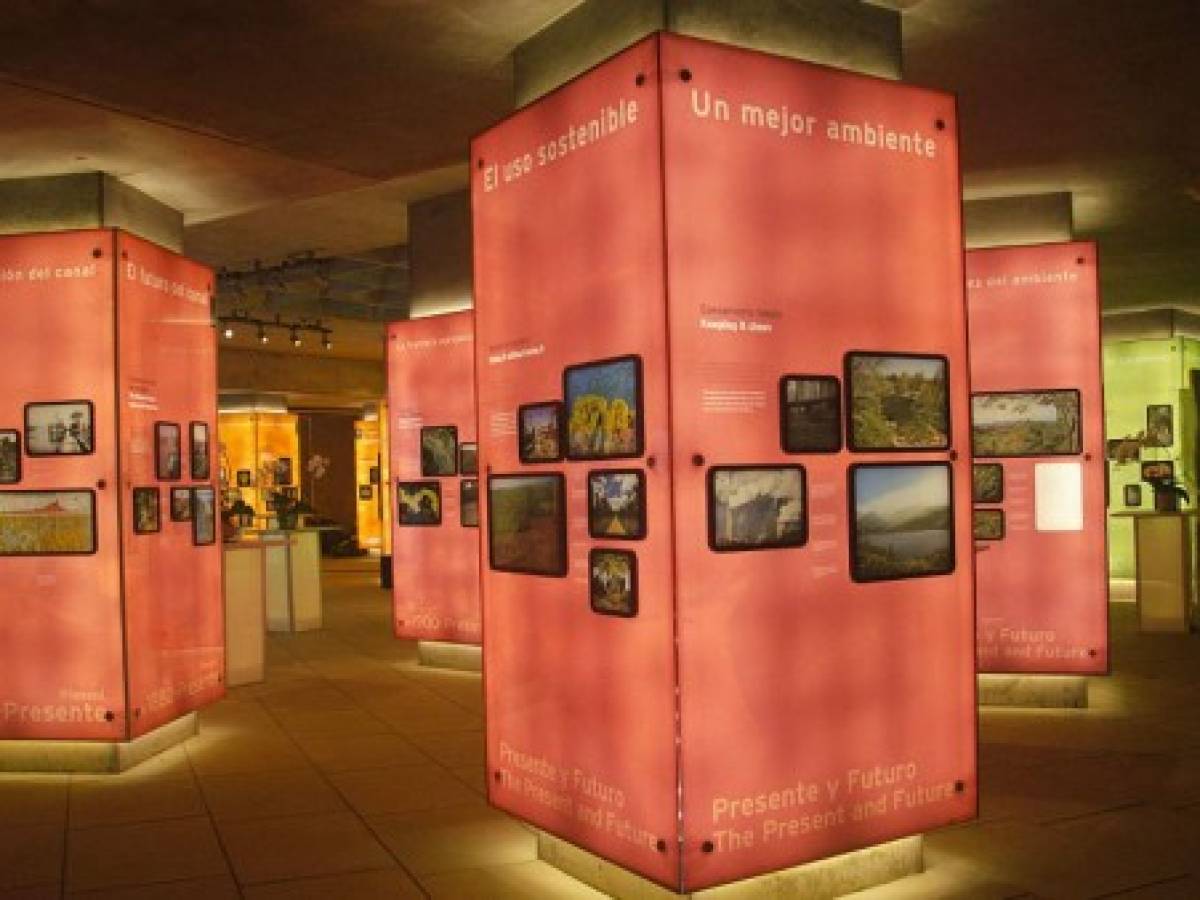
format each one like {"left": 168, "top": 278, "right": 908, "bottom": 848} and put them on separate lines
{"left": 0, "top": 0, "right": 1196, "bottom": 348}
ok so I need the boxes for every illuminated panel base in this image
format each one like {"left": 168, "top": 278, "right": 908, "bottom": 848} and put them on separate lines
{"left": 538, "top": 831, "right": 922, "bottom": 899}
{"left": 0, "top": 712, "right": 197, "bottom": 773}
{"left": 417, "top": 641, "right": 483, "bottom": 673}
{"left": 977, "top": 675, "right": 1088, "bottom": 709}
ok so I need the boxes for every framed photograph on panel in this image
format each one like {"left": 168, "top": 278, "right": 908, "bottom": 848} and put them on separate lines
{"left": 1123, "top": 483, "right": 1143, "bottom": 507}
{"left": 397, "top": 480, "right": 442, "bottom": 526}
{"left": 708, "top": 465, "right": 806, "bottom": 551}
{"left": 587, "top": 469, "right": 646, "bottom": 540}
{"left": 970, "top": 389, "right": 1081, "bottom": 457}
{"left": 459, "top": 443, "right": 478, "bottom": 476}
{"left": 1146, "top": 404, "right": 1173, "bottom": 447}
{"left": 0, "top": 490, "right": 97, "bottom": 555}
{"left": 590, "top": 548, "right": 638, "bottom": 617}
{"left": 518, "top": 402, "right": 564, "bottom": 463}
{"left": 0, "top": 430, "right": 20, "bottom": 484}
{"left": 420, "top": 426, "right": 458, "bottom": 476}
{"left": 236, "top": 469, "right": 252, "bottom": 487}
{"left": 170, "top": 486, "right": 193, "bottom": 522}
{"left": 487, "top": 473, "right": 567, "bottom": 576}
{"left": 1141, "top": 460, "right": 1174, "bottom": 482}
{"left": 564, "top": 355, "right": 643, "bottom": 460}
{"left": 845, "top": 353, "right": 950, "bottom": 452}
{"left": 972, "top": 463, "right": 1004, "bottom": 504}
{"left": 461, "top": 479, "right": 479, "bottom": 527}
{"left": 850, "top": 463, "right": 954, "bottom": 583}
{"left": 358, "top": 485, "right": 373, "bottom": 501}
{"left": 155, "top": 422, "right": 182, "bottom": 480}
{"left": 133, "top": 487, "right": 161, "bottom": 534}
{"left": 275, "top": 457, "right": 294, "bottom": 486}
{"left": 24, "top": 401, "right": 94, "bottom": 456}
{"left": 190, "top": 422, "right": 211, "bottom": 480}
{"left": 369, "top": 465, "right": 381, "bottom": 485}
{"left": 192, "top": 486, "right": 216, "bottom": 545}
{"left": 779, "top": 375, "right": 841, "bottom": 453}
{"left": 972, "top": 509, "right": 1004, "bottom": 541}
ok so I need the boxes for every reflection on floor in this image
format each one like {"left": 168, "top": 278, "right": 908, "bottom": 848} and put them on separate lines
{"left": 0, "top": 560, "right": 1197, "bottom": 899}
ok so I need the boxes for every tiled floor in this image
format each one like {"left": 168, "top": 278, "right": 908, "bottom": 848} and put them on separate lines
{"left": 1, "top": 559, "right": 1197, "bottom": 899}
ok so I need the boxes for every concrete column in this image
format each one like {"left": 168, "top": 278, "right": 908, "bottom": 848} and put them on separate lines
{"left": 407, "top": 190, "right": 472, "bottom": 319}
{"left": 0, "top": 172, "right": 184, "bottom": 251}
{"left": 514, "top": 0, "right": 902, "bottom": 107}
{"left": 963, "top": 192, "right": 1074, "bottom": 249}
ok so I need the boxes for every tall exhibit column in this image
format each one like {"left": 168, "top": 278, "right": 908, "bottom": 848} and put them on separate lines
{"left": 507, "top": 3, "right": 934, "bottom": 897}
{"left": 965, "top": 192, "right": 1096, "bottom": 710}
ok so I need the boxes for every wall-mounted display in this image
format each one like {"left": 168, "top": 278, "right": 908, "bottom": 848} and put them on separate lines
{"left": 565, "top": 355, "right": 643, "bottom": 460}
{"left": 846, "top": 353, "right": 950, "bottom": 451}
{"left": 971, "top": 390, "right": 1081, "bottom": 457}
{"left": 236, "top": 469, "right": 252, "bottom": 487}
{"left": 358, "top": 485, "right": 373, "bottom": 500}
{"left": 1146, "top": 404, "right": 1173, "bottom": 448}
{"left": 459, "top": 443, "right": 478, "bottom": 476}
{"left": 587, "top": 469, "right": 646, "bottom": 540}
{"left": 132, "top": 487, "right": 161, "bottom": 534}
{"left": 589, "top": 548, "right": 638, "bottom": 617}
{"left": 155, "top": 422, "right": 182, "bottom": 480}
{"left": 397, "top": 480, "right": 442, "bottom": 526}
{"left": 972, "top": 463, "right": 1004, "bottom": 504}
{"left": 170, "top": 486, "right": 192, "bottom": 522}
{"left": 25, "top": 401, "right": 94, "bottom": 456}
{"left": 0, "top": 430, "right": 20, "bottom": 483}
{"left": 0, "top": 489, "right": 97, "bottom": 555}
{"left": 369, "top": 465, "right": 381, "bottom": 485}
{"left": 708, "top": 466, "right": 805, "bottom": 551}
{"left": 1124, "top": 483, "right": 1143, "bottom": 507}
{"left": 1142, "top": 460, "right": 1175, "bottom": 482}
{"left": 518, "top": 402, "right": 563, "bottom": 463}
{"left": 779, "top": 375, "right": 841, "bottom": 453}
{"left": 461, "top": 478, "right": 479, "bottom": 527}
{"left": 420, "top": 426, "right": 458, "bottom": 476}
{"left": 850, "top": 463, "right": 954, "bottom": 582}
{"left": 190, "top": 422, "right": 210, "bottom": 480}
{"left": 192, "top": 486, "right": 216, "bottom": 545}
{"left": 972, "top": 509, "right": 1004, "bottom": 541}
{"left": 487, "top": 474, "right": 567, "bottom": 576}
{"left": 275, "top": 456, "right": 294, "bottom": 486}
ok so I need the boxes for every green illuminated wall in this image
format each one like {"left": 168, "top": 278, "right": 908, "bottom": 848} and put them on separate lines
{"left": 1104, "top": 337, "right": 1198, "bottom": 578}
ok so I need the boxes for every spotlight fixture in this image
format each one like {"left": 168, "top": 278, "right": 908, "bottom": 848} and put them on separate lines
{"left": 322, "top": 334, "right": 332, "bottom": 351}
{"left": 223, "top": 325, "right": 234, "bottom": 340}
{"left": 290, "top": 327, "right": 301, "bottom": 347}
{"left": 257, "top": 324, "right": 269, "bottom": 344}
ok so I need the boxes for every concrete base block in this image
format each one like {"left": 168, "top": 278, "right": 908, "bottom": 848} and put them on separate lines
{"left": 0, "top": 712, "right": 198, "bottom": 774}
{"left": 417, "top": 640, "right": 483, "bottom": 672}
{"left": 978, "top": 674, "right": 1089, "bottom": 709}
{"left": 537, "top": 831, "right": 923, "bottom": 898}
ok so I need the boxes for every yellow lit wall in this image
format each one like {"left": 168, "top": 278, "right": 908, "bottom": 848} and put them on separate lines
{"left": 218, "top": 412, "right": 301, "bottom": 517}
{"left": 354, "top": 416, "right": 384, "bottom": 551}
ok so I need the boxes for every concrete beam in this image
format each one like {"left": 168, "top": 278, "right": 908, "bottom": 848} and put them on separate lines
{"left": 218, "top": 348, "right": 385, "bottom": 398}
{"left": 408, "top": 189, "right": 472, "bottom": 319}
{"left": 963, "top": 193, "right": 1073, "bottom": 250}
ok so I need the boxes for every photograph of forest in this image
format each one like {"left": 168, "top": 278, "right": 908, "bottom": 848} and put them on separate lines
{"left": 971, "top": 391, "right": 1080, "bottom": 457}
{"left": 488, "top": 474, "right": 566, "bottom": 575}
{"left": 972, "top": 509, "right": 1004, "bottom": 541}
{"left": 847, "top": 354, "right": 949, "bottom": 450}
{"left": 590, "top": 549, "right": 637, "bottom": 617}
{"left": 565, "top": 357, "right": 641, "bottom": 459}
{"left": 460, "top": 479, "right": 478, "bottom": 527}
{"left": 709, "top": 466, "right": 805, "bottom": 551}
{"left": 420, "top": 426, "right": 458, "bottom": 476}
{"left": 133, "top": 487, "right": 160, "bottom": 534}
{"left": 0, "top": 491, "right": 95, "bottom": 555}
{"left": 519, "top": 403, "right": 562, "bottom": 462}
{"left": 781, "top": 376, "right": 841, "bottom": 452}
{"left": 852, "top": 464, "right": 953, "bottom": 581}
{"left": 397, "top": 480, "right": 442, "bottom": 526}
{"left": 587, "top": 470, "right": 644, "bottom": 539}
{"left": 972, "top": 463, "right": 1004, "bottom": 504}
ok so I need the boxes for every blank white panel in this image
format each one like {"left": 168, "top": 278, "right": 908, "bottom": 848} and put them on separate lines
{"left": 1034, "top": 462, "right": 1084, "bottom": 531}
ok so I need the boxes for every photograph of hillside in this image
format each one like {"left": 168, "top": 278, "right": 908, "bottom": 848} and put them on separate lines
{"left": 971, "top": 390, "right": 1080, "bottom": 457}
{"left": 0, "top": 491, "right": 95, "bottom": 555}
{"left": 852, "top": 464, "right": 953, "bottom": 581}
{"left": 420, "top": 425, "right": 458, "bottom": 476}
{"left": 488, "top": 474, "right": 566, "bottom": 576}
{"left": 847, "top": 354, "right": 949, "bottom": 450}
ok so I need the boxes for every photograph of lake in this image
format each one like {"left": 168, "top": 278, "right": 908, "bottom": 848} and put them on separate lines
{"left": 852, "top": 464, "right": 953, "bottom": 581}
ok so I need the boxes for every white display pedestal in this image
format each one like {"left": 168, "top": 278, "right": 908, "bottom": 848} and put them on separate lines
{"left": 255, "top": 529, "right": 323, "bottom": 632}
{"left": 417, "top": 641, "right": 483, "bottom": 672}
{"left": 223, "top": 542, "right": 269, "bottom": 686}
{"left": 977, "top": 674, "right": 1089, "bottom": 708}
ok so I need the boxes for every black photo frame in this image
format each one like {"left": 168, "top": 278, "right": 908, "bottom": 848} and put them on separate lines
{"left": 563, "top": 355, "right": 644, "bottom": 461}
{"left": 132, "top": 487, "right": 161, "bottom": 534}
{"left": 1123, "top": 483, "right": 1143, "bottom": 507}
{"left": 358, "top": 485, "right": 373, "bottom": 501}
{"left": 972, "top": 508, "right": 1005, "bottom": 541}
{"left": 192, "top": 486, "right": 217, "bottom": 545}
{"left": 1146, "top": 404, "right": 1173, "bottom": 448}
{"left": 487, "top": 473, "right": 568, "bottom": 577}
{"left": 189, "top": 421, "right": 211, "bottom": 480}
{"left": 459, "top": 443, "right": 478, "bottom": 476}
{"left": 587, "top": 469, "right": 646, "bottom": 540}
{"left": 849, "top": 462, "right": 955, "bottom": 583}
{"left": 169, "top": 486, "right": 193, "bottom": 522}
{"left": 397, "top": 480, "right": 442, "bottom": 526}
{"left": 236, "top": 469, "right": 252, "bottom": 487}
{"left": 970, "top": 389, "right": 1082, "bottom": 458}
{"left": 420, "top": 426, "right": 458, "bottom": 476}
{"left": 155, "top": 422, "right": 182, "bottom": 480}
{"left": 589, "top": 548, "right": 638, "bottom": 618}
{"left": 1141, "top": 460, "right": 1175, "bottom": 482}
{"left": 844, "top": 352, "right": 950, "bottom": 452}
{"left": 518, "top": 402, "right": 564, "bottom": 463}
{"left": 0, "top": 430, "right": 20, "bottom": 484}
{"left": 24, "top": 400, "right": 95, "bottom": 457}
{"left": 461, "top": 478, "right": 479, "bottom": 527}
{"left": 707, "top": 465, "right": 807, "bottom": 552}
{"left": 369, "top": 465, "right": 381, "bottom": 485}
{"left": 0, "top": 489, "right": 98, "bottom": 556}
{"left": 779, "top": 374, "right": 842, "bottom": 453}
{"left": 972, "top": 463, "right": 1004, "bottom": 504}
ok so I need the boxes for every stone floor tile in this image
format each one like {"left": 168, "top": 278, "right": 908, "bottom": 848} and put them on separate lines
{"left": 368, "top": 802, "right": 536, "bottom": 875}
{"left": 329, "top": 763, "right": 481, "bottom": 817}
{"left": 197, "top": 767, "right": 348, "bottom": 821}
{"left": 0, "top": 824, "right": 64, "bottom": 890}
{"left": 216, "top": 811, "right": 395, "bottom": 884}
{"left": 65, "top": 817, "right": 228, "bottom": 892}
{"left": 240, "top": 868, "right": 425, "bottom": 899}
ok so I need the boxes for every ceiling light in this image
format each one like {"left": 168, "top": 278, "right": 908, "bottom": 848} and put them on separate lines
{"left": 223, "top": 324, "right": 234, "bottom": 339}
{"left": 322, "top": 334, "right": 332, "bottom": 351}
{"left": 290, "top": 327, "right": 302, "bottom": 347}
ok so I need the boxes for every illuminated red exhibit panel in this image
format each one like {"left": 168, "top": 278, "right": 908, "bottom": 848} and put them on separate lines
{"left": 472, "top": 34, "right": 975, "bottom": 891}
{"left": 0, "top": 229, "right": 223, "bottom": 742}
{"left": 966, "top": 242, "right": 1107, "bottom": 674}
{"left": 387, "top": 312, "right": 480, "bottom": 643}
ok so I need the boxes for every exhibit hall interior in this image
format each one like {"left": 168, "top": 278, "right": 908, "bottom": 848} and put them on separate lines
{"left": 0, "top": 2, "right": 1198, "bottom": 898}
